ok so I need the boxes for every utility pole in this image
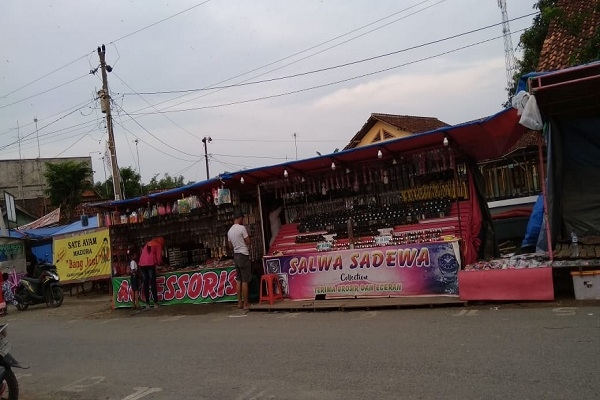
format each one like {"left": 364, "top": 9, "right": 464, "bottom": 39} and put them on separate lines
{"left": 134, "top": 139, "right": 144, "bottom": 195}
{"left": 202, "top": 136, "right": 212, "bottom": 180}
{"left": 34, "top": 117, "right": 45, "bottom": 213}
{"left": 97, "top": 44, "right": 123, "bottom": 200}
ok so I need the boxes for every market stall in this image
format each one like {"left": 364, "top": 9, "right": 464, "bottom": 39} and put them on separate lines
{"left": 93, "top": 179, "right": 264, "bottom": 308}
{"left": 222, "top": 108, "right": 529, "bottom": 301}
{"left": 459, "top": 62, "right": 600, "bottom": 301}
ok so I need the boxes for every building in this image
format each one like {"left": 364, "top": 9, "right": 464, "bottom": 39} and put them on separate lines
{"left": 343, "top": 113, "right": 449, "bottom": 150}
{"left": 0, "top": 156, "right": 93, "bottom": 220}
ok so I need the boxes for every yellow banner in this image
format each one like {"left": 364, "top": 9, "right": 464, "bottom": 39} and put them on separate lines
{"left": 53, "top": 228, "right": 111, "bottom": 283}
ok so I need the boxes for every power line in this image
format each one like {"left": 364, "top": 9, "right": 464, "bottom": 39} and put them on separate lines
{"left": 112, "top": 72, "right": 202, "bottom": 141}
{"left": 128, "top": 29, "right": 526, "bottom": 116}
{"left": 0, "top": 98, "right": 97, "bottom": 137}
{"left": 208, "top": 155, "right": 252, "bottom": 173}
{"left": 0, "top": 100, "right": 97, "bottom": 151}
{"left": 123, "top": 12, "right": 536, "bottom": 96}
{"left": 51, "top": 126, "right": 100, "bottom": 159}
{"left": 107, "top": 0, "right": 213, "bottom": 45}
{"left": 120, "top": 1, "right": 448, "bottom": 117}
{"left": 110, "top": 112, "right": 198, "bottom": 163}
{"left": 112, "top": 103, "right": 201, "bottom": 158}
{"left": 0, "top": 1, "right": 213, "bottom": 100}
{"left": 0, "top": 52, "right": 94, "bottom": 99}
{"left": 0, "top": 73, "right": 90, "bottom": 110}
{"left": 0, "top": 113, "right": 101, "bottom": 153}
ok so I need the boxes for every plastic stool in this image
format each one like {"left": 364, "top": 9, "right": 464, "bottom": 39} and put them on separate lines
{"left": 259, "top": 274, "right": 283, "bottom": 304}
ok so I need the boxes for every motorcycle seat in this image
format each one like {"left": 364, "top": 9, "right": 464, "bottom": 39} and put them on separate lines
{"left": 21, "top": 277, "right": 41, "bottom": 285}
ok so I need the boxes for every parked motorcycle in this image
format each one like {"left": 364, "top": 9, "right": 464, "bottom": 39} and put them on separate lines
{"left": 0, "top": 324, "right": 28, "bottom": 399}
{"left": 14, "top": 263, "right": 63, "bottom": 311}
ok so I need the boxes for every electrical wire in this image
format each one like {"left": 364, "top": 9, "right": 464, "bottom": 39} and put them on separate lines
{"left": 128, "top": 29, "right": 526, "bottom": 116}
{"left": 112, "top": 72, "right": 202, "bottom": 141}
{"left": 51, "top": 126, "right": 101, "bottom": 158}
{"left": 0, "top": 100, "right": 97, "bottom": 151}
{"left": 107, "top": 0, "right": 213, "bottom": 45}
{"left": 123, "top": 12, "right": 536, "bottom": 96}
{"left": 112, "top": 103, "right": 202, "bottom": 158}
{"left": 0, "top": 73, "right": 90, "bottom": 110}
{"left": 173, "top": 159, "right": 204, "bottom": 177}
{"left": 0, "top": 1, "right": 213, "bottom": 100}
{"left": 209, "top": 155, "right": 252, "bottom": 170}
{"left": 112, "top": 102, "right": 139, "bottom": 169}
{"left": 121, "top": 1, "right": 449, "bottom": 116}
{"left": 0, "top": 52, "right": 94, "bottom": 99}
{"left": 111, "top": 116, "right": 198, "bottom": 163}
{"left": 0, "top": 98, "right": 96, "bottom": 137}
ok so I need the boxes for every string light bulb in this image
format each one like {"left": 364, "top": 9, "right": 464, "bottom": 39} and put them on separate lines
{"left": 331, "top": 161, "right": 336, "bottom": 170}
{"left": 377, "top": 149, "right": 383, "bottom": 159}
{"left": 283, "top": 169, "right": 289, "bottom": 178}
{"left": 443, "top": 136, "right": 449, "bottom": 147}
{"left": 240, "top": 176, "right": 245, "bottom": 184}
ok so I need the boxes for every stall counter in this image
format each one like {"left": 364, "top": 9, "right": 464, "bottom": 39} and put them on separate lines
{"left": 113, "top": 265, "right": 237, "bottom": 308}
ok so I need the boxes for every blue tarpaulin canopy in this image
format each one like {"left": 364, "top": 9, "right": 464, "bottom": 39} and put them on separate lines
{"left": 92, "top": 107, "right": 527, "bottom": 209}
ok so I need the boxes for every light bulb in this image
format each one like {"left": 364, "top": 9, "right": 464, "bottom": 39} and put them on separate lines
{"left": 377, "top": 149, "right": 383, "bottom": 159}
{"left": 284, "top": 169, "right": 289, "bottom": 178}
{"left": 240, "top": 176, "right": 245, "bottom": 184}
{"left": 331, "top": 162, "right": 336, "bottom": 170}
{"left": 392, "top": 158, "right": 397, "bottom": 165}
{"left": 443, "top": 136, "right": 449, "bottom": 147}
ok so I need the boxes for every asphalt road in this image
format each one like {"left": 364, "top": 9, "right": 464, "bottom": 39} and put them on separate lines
{"left": 3, "top": 295, "right": 599, "bottom": 400}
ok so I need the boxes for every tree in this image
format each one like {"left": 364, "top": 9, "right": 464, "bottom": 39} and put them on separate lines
{"left": 94, "top": 166, "right": 144, "bottom": 200}
{"left": 145, "top": 173, "right": 190, "bottom": 193}
{"left": 44, "top": 161, "right": 92, "bottom": 222}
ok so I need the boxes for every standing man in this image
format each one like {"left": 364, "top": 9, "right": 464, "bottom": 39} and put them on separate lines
{"left": 228, "top": 209, "right": 251, "bottom": 310}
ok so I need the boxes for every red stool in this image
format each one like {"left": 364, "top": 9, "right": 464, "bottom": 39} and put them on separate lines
{"left": 259, "top": 274, "right": 283, "bottom": 304}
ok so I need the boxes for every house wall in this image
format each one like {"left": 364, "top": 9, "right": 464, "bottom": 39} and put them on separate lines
{"left": 0, "top": 157, "right": 92, "bottom": 200}
{"left": 354, "top": 121, "right": 412, "bottom": 147}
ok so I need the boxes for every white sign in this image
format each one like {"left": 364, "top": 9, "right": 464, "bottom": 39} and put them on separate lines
{"left": 4, "top": 192, "right": 16, "bottom": 224}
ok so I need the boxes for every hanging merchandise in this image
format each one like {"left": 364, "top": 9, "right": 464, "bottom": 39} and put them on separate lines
{"left": 218, "top": 188, "right": 232, "bottom": 205}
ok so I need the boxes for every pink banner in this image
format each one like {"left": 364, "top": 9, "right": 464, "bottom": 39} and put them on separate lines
{"left": 263, "top": 241, "right": 461, "bottom": 300}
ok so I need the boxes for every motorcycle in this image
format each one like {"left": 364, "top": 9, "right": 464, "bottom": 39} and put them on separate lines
{"left": 0, "top": 324, "right": 28, "bottom": 400}
{"left": 14, "top": 263, "right": 63, "bottom": 311}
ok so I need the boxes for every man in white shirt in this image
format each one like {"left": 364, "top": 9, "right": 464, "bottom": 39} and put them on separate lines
{"left": 227, "top": 210, "right": 251, "bottom": 310}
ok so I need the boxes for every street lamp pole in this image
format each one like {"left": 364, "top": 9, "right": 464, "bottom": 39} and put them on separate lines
{"left": 202, "top": 136, "right": 212, "bottom": 180}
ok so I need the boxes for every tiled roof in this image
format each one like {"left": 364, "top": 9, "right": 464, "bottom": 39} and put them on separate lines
{"left": 537, "top": 0, "right": 600, "bottom": 71}
{"left": 344, "top": 113, "right": 449, "bottom": 149}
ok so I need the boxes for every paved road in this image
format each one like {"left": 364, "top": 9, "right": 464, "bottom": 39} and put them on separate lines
{"left": 3, "top": 296, "right": 599, "bottom": 400}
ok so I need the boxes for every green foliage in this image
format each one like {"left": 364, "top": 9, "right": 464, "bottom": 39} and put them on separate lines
{"left": 44, "top": 161, "right": 92, "bottom": 221}
{"left": 94, "top": 166, "right": 143, "bottom": 200}
{"left": 570, "top": 26, "right": 600, "bottom": 66}
{"left": 94, "top": 170, "right": 191, "bottom": 199}
{"left": 508, "top": 0, "right": 558, "bottom": 100}
{"left": 145, "top": 173, "right": 188, "bottom": 193}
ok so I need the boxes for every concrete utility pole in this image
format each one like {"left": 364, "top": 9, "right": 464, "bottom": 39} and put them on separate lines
{"left": 97, "top": 44, "right": 123, "bottom": 200}
{"left": 202, "top": 136, "right": 212, "bottom": 180}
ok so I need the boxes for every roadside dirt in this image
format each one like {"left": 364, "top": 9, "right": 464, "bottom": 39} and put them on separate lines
{"left": 4, "top": 290, "right": 598, "bottom": 322}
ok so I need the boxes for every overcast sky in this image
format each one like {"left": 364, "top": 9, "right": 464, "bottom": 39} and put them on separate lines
{"left": 0, "top": 0, "right": 538, "bottom": 186}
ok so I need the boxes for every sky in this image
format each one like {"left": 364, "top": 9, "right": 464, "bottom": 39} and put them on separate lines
{"left": 0, "top": 0, "right": 538, "bottom": 186}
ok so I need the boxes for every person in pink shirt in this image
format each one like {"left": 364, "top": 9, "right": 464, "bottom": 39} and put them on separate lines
{"left": 139, "top": 237, "right": 164, "bottom": 308}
